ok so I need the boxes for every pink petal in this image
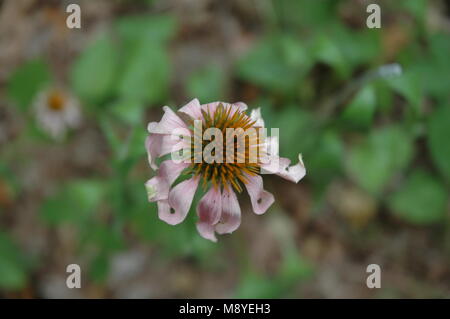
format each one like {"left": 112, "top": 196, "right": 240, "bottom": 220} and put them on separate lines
{"left": 196, "top": 187, "right": 222, "bottom": 242}
{"left": 163, "top": 176, "right": 200, "bottom": 225}
{"left": 145, "top": 160, "right": 189, "bottom": 202}
{"left": 145, "top": 134, "right": 188, "bottom": 170}
{"left": 250, "top": 107, "right": 265, "bottom": 128}
{"left": 201, "top": 101, "right": 248, "bottom": 116}
{"left": 215, "top": 186, "right": 241, "bottom": 234}
{"left": 158, "top": 160, "right": 190, "bottom": 186}
{"left": 178, "top": 98, "right": 202, "bottom": 120}
{"left": 261, "top": 154, "right": 306, "bottom": 183}
{"left": 145, "top": 135, "right": 159, "bottom": 169}
{"left": 201, "top": 102, "right": 222, "bottom": 115}
{"left": 233, "top": 102, "right": 248, "bottom": 112}
{"left": 259, "top": 136, "right": 278, "bottom": 166}
{"left": 147, "top": 106, "right": 187, "bottom": 134}
{"left": 244, "top": 174, "right": 274, "bottom": 215}
{"left": 156, "top": 200, "right": 171, "bottom": 222}
{"left": 276, "top": 155, "right": 306, "bottom": 183}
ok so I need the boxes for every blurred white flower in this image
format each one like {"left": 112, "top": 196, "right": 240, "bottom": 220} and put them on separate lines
{"left": 33, "top": 87, "right": 81, "bottom": 140}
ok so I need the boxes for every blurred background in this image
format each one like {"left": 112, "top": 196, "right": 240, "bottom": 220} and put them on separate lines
{"left": 0, "top": 0, "right": 449, "bottom": 298}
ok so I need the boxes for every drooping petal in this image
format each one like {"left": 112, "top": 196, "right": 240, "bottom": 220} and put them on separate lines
{"left": 276, "top": 154, "right": 306, "bottom": 183}
{"left": 145, "top": 133, "right": 189, "bottom": 170}
{"left": 156, "top": 200, "right": 171, "bottom": 222}
{"left": 145, "top": 160, "right": 189, "bottom": 202}
{"left": 196, "top": 187, "right": 222, "bottom": 242}
{"left": 145, "top": 178, "right": 158, "bottom": 201}
{"left": 147, "top": 106, "right": 187, "bottom": 134}
{"left": 266, "top": 135, "right": 279, "bottom": 156}
{"left": 196, "top": 223, "right": 217, "bottom": 242}
{"left": 244, "top": 174, "right": 274, "bottom": 215}
{"left": 233, "top": 101, "right": 248, "bottom": 112}
{"left": 250, "top": 107, "right": 265, "bottom": 128}
{"left": 145, "top": 135, "right": 169, "bottom": 170}
{"left": 261, "top": 154, "right": 306, "bottom": 183}
{"left": 258, "top": 135, "right": 278, "bottom": 167}
{"left": 216, "top": 186, "right": 241, "bottom": 234}
{"left": 178, "top": 98, "right": 202, "bottom": 120}
{"left": 158, "top": 160, "right": 190, "bottom": 186}
{"left": 163, "top": 176, "right": 200, "bottom": 225}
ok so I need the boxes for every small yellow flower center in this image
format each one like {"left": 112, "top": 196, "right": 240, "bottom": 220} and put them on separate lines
{"left": 47, "top": 91, "right": 65, "bottom": 111}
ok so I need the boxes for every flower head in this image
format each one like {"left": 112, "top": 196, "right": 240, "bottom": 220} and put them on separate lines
{"left": 33, "top": 87, "right": 81, "bottom": 140}
{"left": 145, "top": 99, "right": 305, "bottom": 242}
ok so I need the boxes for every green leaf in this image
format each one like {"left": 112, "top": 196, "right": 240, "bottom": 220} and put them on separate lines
{"left": 116, "top": 15, "right": 176, "bottom": 46}
{"left": 68, "top": 180, "right": 104, "bottom": 210}
{"left": 400, "top": 0, "right": 427, "bottom": 23}
{"left": 272, "top": 0, "right": 339, "bottom": 30}
{"left": 0, "top": 232, "right": 28, "bottom": 290}
{"left": 7, "top": 60, "right": 51, "bottom": 110}
{"left": 385, "top": 71, "right": 422, "bottom": 113}
{"left": 412, "top": 33, "right": 450, "bottom": 100}
{"left": 117, "top": 41, "right": 169, "bottom": 103}
{"left": 347, "top": 126, "right": 414, "bottom": 195}
{"left": 429, "top": 33, "right": 450, "bottom": 67}
{"left": 312, "top": 34, "right": 348, "bottom": 78}
{"left": 341, "top": 84, "right": 376, "bottom": 129}
{"left": 130, "top": 202, "right": 162, "bottom": 242}
{"left": 279, "top": 34, "right": 311, "bottom": 70}
{"left": 334, "top": 27, "right": 381, "bottom": 68}
{"left": 428, "top": 105, "right": 450, "bottom": 182}
{"left": 109, "top": 99, "right": 144, "bottom": 125}
{"left": 237, "top": 35, "right": 311, "bottom": 92}
{"left": 70, "top": 34, "right": 118, "bottom": 103}
{"left": 81, "top": 224, "right": 124, "bottom": 253}
{"left": 89, "top": 253, "right": 110, "bottom": 283}
{"left": 127, "top": 128, "right": 147, "bottom": 160}
{"left": 187, "top": 64, "right": 225, "bottom": 103}
{"left": 99, "top": 117, "right": 147, "bottom": 172}
{"left": 116, "top": 127, "right": 148, "bottom": 174}
{"left": 40, "top": 180, "right": 104, "bottom": 225}
{"left": 388, "top": 170, "right": 448, "bottom": 224}
{"left": 307, "top": 131, "right": 343, "bottom": 187}
{"left": 373, "top": 80, "right": 394, "bottom": 113}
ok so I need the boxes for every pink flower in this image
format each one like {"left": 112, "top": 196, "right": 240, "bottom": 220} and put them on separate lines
{"left": 145, "top": 99, "right": 305, "bottom": 242}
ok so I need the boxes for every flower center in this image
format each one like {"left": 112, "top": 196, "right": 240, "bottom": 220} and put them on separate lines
{"left": 47, "top": 91, "right": 65, "bottom": 111}
{"left": 188, "top": 104, "right": 263, "bottom": 193}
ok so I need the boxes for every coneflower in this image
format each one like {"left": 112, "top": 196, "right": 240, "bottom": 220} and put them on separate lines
{"left": 145, "top": 99, "right": 305, "bottom": 242}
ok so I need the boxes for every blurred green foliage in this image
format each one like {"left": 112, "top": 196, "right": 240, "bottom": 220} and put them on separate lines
{"left": 347, "top": 125, "right": 414, "bottom": 196}
{"left": 7, "top": 60, "right": 51, "bottom": 110}
{"left": 388, "top": 169, "right": 448, "bottom": 224}
{"left": 0, "top": 232, "right": 30, "bottom": 290}
{"left": 71, "top": 35, "right": 119, "bottom": 104}
{"left": 187, "top": 64, "right": 226, "bottom": 103}
{"left": 40, "top": 179, "right": 105, "bottom": 225}
{"left": 428, "top": 105, "right": 450, "bottom": 181}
